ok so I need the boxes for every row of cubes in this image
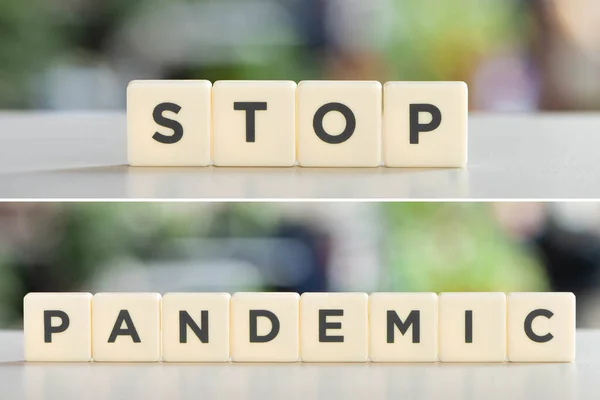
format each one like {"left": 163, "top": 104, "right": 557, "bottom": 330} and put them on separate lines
{"left": 24, "top": 292, "right": 574, "bottom": 363}
{"left": 127, "top": 80, "right": 468, "bottom": 167}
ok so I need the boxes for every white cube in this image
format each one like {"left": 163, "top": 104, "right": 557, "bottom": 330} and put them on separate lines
{"left": 438, "top": 292, "right": 506, "bottom": 362}
{"left": 297, "top": 81, "right": 382, "bottom": 167}
{"left": 231, "top": 292, "right": 299, "bottom": 362}
{"left": 300, "top": 292, "right": 368, "bottom": 362}
{"left": 507, "top": 292, "right": 575, "bottom": 362}
{"left": 212, "top": 81, "right": 296, "bottom": 167}
{"left": 383, "top": 81, "right": 468, "bottom": 167}
{"left": 162, "top": 293, "right": 231, "bottom": 362}
{"left": 24, "top": 293, "right": 92, "bottom": 362}
{"left": 92, "top": 293, "right": 161, "bottom": 362}
{"left": 127, "top": 80, "right": 211, "bottom": 166}
{"left": 369, "top": 292, "right": 438, "bottom": 362}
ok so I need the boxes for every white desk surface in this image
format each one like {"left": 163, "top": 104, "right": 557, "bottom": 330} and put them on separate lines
{"left": 0, "top": 329, "right": 595, "bottom": 399}
{"left": 0, "top": 112, "right": 599, "bottom": 199}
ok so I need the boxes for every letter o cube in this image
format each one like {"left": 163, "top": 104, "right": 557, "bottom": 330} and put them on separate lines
{"left": 297, "top": 81, "right": 382, "bottom": 167}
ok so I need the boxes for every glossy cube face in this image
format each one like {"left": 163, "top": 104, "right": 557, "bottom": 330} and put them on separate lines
{"left": 230, "top": 292, "right": 299, "bottom": 362}
{"left": 297, "top": 81, "right": 382, "bottom": 167}
{"left": 438, "top": 292, "right": 506, "bottom": 362}
{"left": 161, "top": 293, "right": 231, "bottom": 362}
{"left": 369, "top": 293, "right": 438, "bottom": 362}
{"left": 300, "top": 293, "right": 368, "bottom": 362}
{"left": 508, "top": 292, "right": 575, "bottom": 362}
{"left": 127, "top": 80, "right": 211, "bottom": 166}
{"left": 92, "top": 293, "right": 161, "bottom": 362}
{"left": 212, "top": 81, "right": 296, "bottom": 167}
{"left": 383, "top": 82, "right": 468, "bottom": 167}
{"left": 24, "top": 293, "right": 92, "bottom": 362}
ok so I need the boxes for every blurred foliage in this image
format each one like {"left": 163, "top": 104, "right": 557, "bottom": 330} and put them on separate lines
{"left": 0, "top": 203, "right": 279, "bottom": 327}
{"left": 0, "top": 0, "right": 60, "bottom": 107}
{"left": 0, "top": 203, "right": 551, "bottom": 328}
{"left": 385, "top": 1, "right": 529, "bottom": 81}
{"left": 382, "top": 203, "right": 548, "bottom": 292}
{"left": 0, "top": 0, "right": 535, "bottom": 108}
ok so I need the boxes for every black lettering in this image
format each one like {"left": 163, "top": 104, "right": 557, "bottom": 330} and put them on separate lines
{"left": 409, "top": 103, "right": 442, "bottom": 144}
{"left": 43, "top": 310, "right": 70, "bottom": 343}
{"left": 465, "top": 310, "right": 473, "bottom": 343}
{"left": 387, "top": 310, "right": 420, "bottom": 343}
{"left": 249, "top": 310, "right": 280, "bottom": 343}
{"left": 233, "top": 102, "right": 267, "bottom": 142}
{"left": 179, "top": 310, "right": 208, "bottom": 343}
{"left": 524, "top": 309, "right": 554, "bottom": 343}
{"left": 152, "top": 102, "right": 183, "bottom": 144}
{"left": 313, "top": 102, "right": 356, "bottom": 144}
{"left": 108, "top": 310, "right": 141, "bottom": 343}
{"left": 319, "top": 309, "right": 344, "bottom": 342}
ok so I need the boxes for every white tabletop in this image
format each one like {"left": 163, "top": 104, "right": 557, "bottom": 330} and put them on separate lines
{"left": 0, "top": 329, "right": 595, "bottom": 399}
{"left": 0, "top": 112, "right": 599, "bottom": 199}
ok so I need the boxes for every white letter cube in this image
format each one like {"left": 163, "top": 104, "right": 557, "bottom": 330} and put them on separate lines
{"left": 127, "top": 80, "right": 211, "bottom": 166}
{"left": 300, "top": 292, "right": 368, "bottom": 362}
{"left": 231, "top": 292, "right": 299, "bottom": 362}
{"left": 369, "top": 292, "right": 437, "bottom": 362}
{"left": 24, "top": 293, "right": 92, "bottom": 362}
{"left": 508, "top": 292, "right": 575, "bottom": 362}
{"left": 438, "top": 292, "right": 506, "bottom": 362}
{"left": 92, "top": 293, "right": 161, "bottom": 362}
{"left": 383, "top": 81, "right": 467, "bottom": 167}
{"left": 297, "top": 81, "right": 382, "bottom": 167}
{"left": 212, "top": 81, "right": 296, "bottom": 167}
{"left": 162, "top": 293, "right": 231, "bottom": 362}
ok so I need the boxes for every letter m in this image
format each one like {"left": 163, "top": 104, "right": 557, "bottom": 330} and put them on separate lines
{"left": 387, "top": 310, "right": 420, "bottom": 343}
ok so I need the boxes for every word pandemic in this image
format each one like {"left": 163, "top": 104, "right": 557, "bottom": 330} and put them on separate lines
{"left": 127, "top": 80, "right": 468, "bottom": 168}
{"left": 24, "top": 292, "right": 574, "bottom": 363}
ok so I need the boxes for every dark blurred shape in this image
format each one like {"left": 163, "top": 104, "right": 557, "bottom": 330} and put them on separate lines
{"left": 533, "top": 220, "right": 600, "bottom": 325}
{"left": 272, "top": 222, "right": 330, "bottom": 293}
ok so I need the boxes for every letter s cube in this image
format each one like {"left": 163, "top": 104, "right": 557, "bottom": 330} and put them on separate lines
{"left": 127, "top": 80, "right": 211, "bottom": 166}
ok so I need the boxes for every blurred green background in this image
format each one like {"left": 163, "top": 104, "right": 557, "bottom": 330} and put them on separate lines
{"left": 1, "top": 0, "right": 599, "bottom": 110}
{"left": 1, "top": 202, "right": 599, "bottom": 328}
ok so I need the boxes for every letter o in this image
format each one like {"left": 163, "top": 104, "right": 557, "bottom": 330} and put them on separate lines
{"left": 313, "top": 102, "right": 356, "bottom": 144}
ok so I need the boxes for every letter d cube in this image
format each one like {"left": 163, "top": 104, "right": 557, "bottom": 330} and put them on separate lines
{"left": 230, "top": 292, "right": 299, "bottom": 362}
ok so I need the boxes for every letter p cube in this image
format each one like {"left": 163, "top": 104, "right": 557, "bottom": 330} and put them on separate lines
{"left": 383, "top": 82, "right": 468, "bottom": 167}
{"left": 24, "top": 293, "right": 92, "bottom": 362}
